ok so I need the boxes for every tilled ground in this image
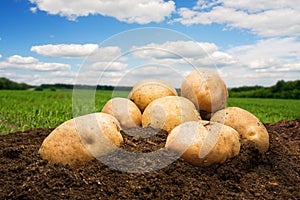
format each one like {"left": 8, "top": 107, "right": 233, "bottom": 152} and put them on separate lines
{"left": 0, "top": 119, "right": 299, "bottom": 199}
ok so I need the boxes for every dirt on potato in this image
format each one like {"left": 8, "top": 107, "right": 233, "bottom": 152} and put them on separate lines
{"left": 0, "top": 119, "right": 299, "bottom": 199}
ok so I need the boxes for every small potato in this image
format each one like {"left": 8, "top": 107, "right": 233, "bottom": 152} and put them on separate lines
{"left": 101, "top": 97, "right": 142, "bottom": 129}
{"left": 181, "top": 68, "right": 228, "bottom": 119}
{"left": 39, "top": 113, "right": 123, "bottom": 167}
{"left": 210, "top": 107, "right": 269, "bottom": 153}
{"left": 128, "top": 79, "right": 178, "bottom": 112}
{"left": 166, "top": 121, "right": 240, "bottom": 167}
{"left": 142, "top": 96, "right": 201, "bottom": 133}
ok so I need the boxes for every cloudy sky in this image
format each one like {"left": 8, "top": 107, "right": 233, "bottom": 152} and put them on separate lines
{"left": 0, "top": 0, "right": 299, "bottom": 88}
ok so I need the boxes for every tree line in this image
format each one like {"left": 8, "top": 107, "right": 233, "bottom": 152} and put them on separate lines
{"left": 36, "top": 84, "right": 132, "bottom": 91}
{"left": 0, "top": 77, "right": 131, "bottom": 91}
{"left": 0, "top": 77, "right": 31, "bottom": 90}
{"left": 1, "top": 77, "right": 299, "bottom": 99}
{"left": 229, "top": 80, "right": 300, "bottom": 99}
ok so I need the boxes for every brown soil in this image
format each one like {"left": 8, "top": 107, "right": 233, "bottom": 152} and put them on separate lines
{"left": 1, "top": 119, "right": 299, "bottom": 199}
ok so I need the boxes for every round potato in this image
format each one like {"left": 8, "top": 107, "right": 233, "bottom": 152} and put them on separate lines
{"left": 181, "top": 68, "right": 228, "bottom": 119}
{"left": 101, "top": 97, "right": 142, "bottom": 128}
{"left": 210, "top": 107, "right": 269, "bottom": 153}
{"left": 142, "top": 96, "right": 201, "bottom": 133}
{"left": 166, "top": 121, "right": 240, "bottom": 167}
{"left": 128, "top": 79, "right": 178, "bottom": 112}
{"left": 39, "top": 113, "right": 123, "bottom": 167}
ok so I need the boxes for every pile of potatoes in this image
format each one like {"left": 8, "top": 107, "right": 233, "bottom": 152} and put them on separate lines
{"left": 39, "top": 68, "right": 269, "bottom": 168}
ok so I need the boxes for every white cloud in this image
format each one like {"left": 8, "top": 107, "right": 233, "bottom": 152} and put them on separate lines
{"left": 74, "top": 70, "right": 125, "bottom": 86}
{"left": 31, "top": 44, "right": 98, "bottom": 58}
{"left": 130, "top": 40, "right": 237, "bottom": 67}
{"left": 74, "top": 64, "right": 185, "bottom": 87}
{"left": 227, "top": 37, "right": 300, "bottom": 71}
{"left": 211, "top": 51, "right": 236, "bottom": 65}
{"left": 0, "top": 70, "right": 77, "bottom": 86}
{"left": 131, "top": 40, "right": 218, "bottom": 59}
{"left": 0, "top": 55, "right": 70, "bottom": 71}
{"left": 31, "top": 44, "right": 123, "bottom": 61}
{"left": 122, "top": 66, "right": 184, "bottom": 87}
{"left": 30, "top": 7, "right": 37, "bottom": 13}
{"left": 7, "top": 55, "right": 38, "bottom": 64}
{"left": 29, "top": 0, "right": 175, "bottom": 24}
{"left": 173, "top": 0, "right": 300, "bottom": 37}
{"left": 0, "top": 54, "right": 2, "bottom": 59}
{"left": 88, "top": 62, "right": 127, "bottom": 71}
{"left": 219, "top": 37, "right": 300, "bottom": 87}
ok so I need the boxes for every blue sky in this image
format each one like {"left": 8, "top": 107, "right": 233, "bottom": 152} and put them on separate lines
{"left": 0, "top": 0, "right": 299, "bottom": 87}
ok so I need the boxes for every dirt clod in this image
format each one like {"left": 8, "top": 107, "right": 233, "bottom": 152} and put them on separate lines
{"left": 0, "top": 120, "right": 299, "bottom": 199}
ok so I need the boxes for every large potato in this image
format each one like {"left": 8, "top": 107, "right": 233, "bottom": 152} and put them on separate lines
{"left": 181, "top": 68, "right": 228, "bottom": 119}
{"left": 166, "top": 121, "right": 240, "bottom": 167}
{"left": 101, "top": 97, "right": 142, "bottom": 128}
{"left": 142, "top": 96, "right": 201, "bottom": 133}
{"left": 210, "top": 107, "right": 269, "bottom": 153}
{"left": 128, "top": 79, "right": 178, "bottom": 112}
{"left": 39, "top": 113, "right": 123, "bottom": 167}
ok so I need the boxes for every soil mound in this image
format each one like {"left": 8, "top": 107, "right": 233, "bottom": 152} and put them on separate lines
{"left": 1, "top": 119, "right": 299, "bottom": 199}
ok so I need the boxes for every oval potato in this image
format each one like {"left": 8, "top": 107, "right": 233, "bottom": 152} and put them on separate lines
{"left": 128, "top": 79, "right": 178, "bottom": 112}
{"left": 142, "top": 96, "right": 201, "bottom": 133}
{"left": 39, "top": 113, "right": 123, "bottom": 167}
{"left": 101, "top": 97, "right": 142, "bottom": 128}
{"left": 166, "top": 121, "right": 240, "bottom": 167}
{"left": 181, "top": 68, "right": 228, "bottom": 119}
{"left": 210, "top": 107, "right": 269, "bottom": 153}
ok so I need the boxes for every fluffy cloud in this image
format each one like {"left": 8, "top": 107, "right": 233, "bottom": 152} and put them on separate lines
{"left": 74, "top": 63, "right": 186, "bottom": 87}
{"left": 0, "top": 55, "right": 70, "bottom": 71}
{"left": 219, "top": 37, "right": 300, "bottom": 86}
{"left": 0, "top": 54, "right": 2, "bottom": 59}
{"left": 29, "top": 0, "right": 175, "bottom": 24}
{"left": 31, "top": 44, "right": 98, "bottom": 58}
{"left": 87, "top": 62, "right": 127, "bottom": 71}
{"left": 73, "top": 70, "right": 125, "bottom": 86}
{"left": 131, "top": 40, "right": 218, "bottom": 58}
{"left": 7, "top": 55, "right": 38, "bottom": 64}
{"left": 0, "top": 55, "right": 73, "bottom": 85}
{"left": 228, "top": 37, "right": 300, "bottom": 71}
{"left": 31, "top": 44, "right": 122, "bottom": 61}
{"left": 30, "top": 6, "right": 37, "bottom": 13}
{"left": 92, "top": 65, "right": 183, "bottom": 87}
{"left": 173, "top": 0, "right": 300, "bottom": 37}
{"left": 130, "top": 40, "right": 237, "bottom": 67}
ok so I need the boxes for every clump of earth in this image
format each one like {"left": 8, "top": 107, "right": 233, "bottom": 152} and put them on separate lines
{"left": 0, "top": 119, "right": 299, "bottom": 199}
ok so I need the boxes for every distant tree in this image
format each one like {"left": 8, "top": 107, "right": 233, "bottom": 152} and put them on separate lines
{"left": 0, "top": 77, "right": 31, "bottom": 90}
{"left": 271, "top": 80, "right": 285, "bottom": 93}
{"left": 229, "top": 80, "right": 300, "bottom": 99}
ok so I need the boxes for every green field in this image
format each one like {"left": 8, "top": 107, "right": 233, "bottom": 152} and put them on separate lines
{"left": 0, "top": 90, "right": 299, "bottom": 134}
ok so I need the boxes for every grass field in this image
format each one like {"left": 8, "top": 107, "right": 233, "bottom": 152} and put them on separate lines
{"left": 0, "top": 90, "right": 299, "bottom": 134}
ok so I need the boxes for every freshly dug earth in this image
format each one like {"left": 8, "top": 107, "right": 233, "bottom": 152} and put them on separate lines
{"left": 1, "top": 119, "right": 299, "bottom": 199}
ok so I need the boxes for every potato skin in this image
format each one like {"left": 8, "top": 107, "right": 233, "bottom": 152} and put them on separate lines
{"left": 166, "top": 121, "right": 240, "bottom": 167}
{"left": 142, "top": 96, "right": 201, "bottom": 133}
{"left": 128, "top": 79, "right": 178, "bottom": 112}
{"left": 39, "top": 113, "right": 123, "bottom": 168}
{"left": 181, "top": 69, "right": 228, "bottom": 118}
{"left": 101, "top": 97, "right": 142, "bottom": 129}
{"left": 210, "top": 107, "right": 269, "bottom": 153}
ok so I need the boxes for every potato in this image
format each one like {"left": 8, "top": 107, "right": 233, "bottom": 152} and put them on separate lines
{"left": 181, "top": 68, "right": 228, "bottom": 119}
{"left": 101, "top": 97, "right": 142, "bottom": 128}
{"left": 142, "top": 96, "right": 201, "bottom": 133}
{"left": 166, "top": 121, "right": 240, "bottom": 167}
{"left": 210, "top": 107, "right": 269, "bottom": 153}
{"left": 39, "top": 113, "right": 123, "bottom": 167}
{"left": 128, "top": 79, "right": 178, "bottom": 112}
